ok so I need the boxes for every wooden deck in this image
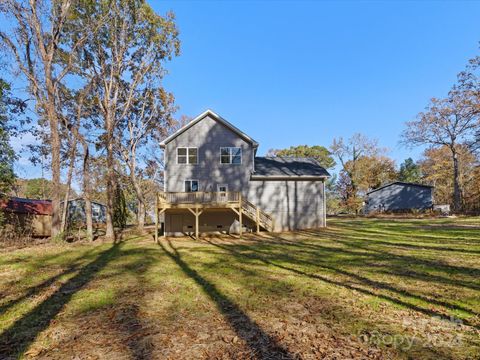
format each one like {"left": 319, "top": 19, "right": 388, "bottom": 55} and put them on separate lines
{"left": 154, "top": 191, "right": 274, "bottom": 241}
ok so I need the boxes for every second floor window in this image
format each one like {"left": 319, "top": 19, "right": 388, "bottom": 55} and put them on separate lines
{"left": 220, "top": 147, "right": 242, "bottom": 164}
{"left": 177, "top": 147, "right": 198, "bottom": 164}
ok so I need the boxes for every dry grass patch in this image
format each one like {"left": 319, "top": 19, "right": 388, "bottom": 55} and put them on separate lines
{"left": 0, "top": 217, "right": 479, "bottom": 359}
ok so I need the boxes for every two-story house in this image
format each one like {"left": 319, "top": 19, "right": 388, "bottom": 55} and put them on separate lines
{"left": 156, "top": 109, "right": 330, "bottom": 238}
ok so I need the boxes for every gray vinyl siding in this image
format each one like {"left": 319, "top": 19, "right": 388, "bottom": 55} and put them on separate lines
{"left": 247, "top": 180, "right": 326, "bottom": 231}
{"left": 163, "top": 113, "right": 327, "bottom": 234}
{"left": 364, "top": 184, "right": 433, "bottom": 214}
{"left": 164, "top": 179, "right": 326, "bottom": 234}
{"left": 165, "top": 114, "right": 254, "bottom": 192}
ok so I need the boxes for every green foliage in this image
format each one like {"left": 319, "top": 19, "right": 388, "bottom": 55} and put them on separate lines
{"left": 398, "top": 158, "right": 422, "bottom": 183}
{"left": 0, "top": 79, "right": 17, "bottom": 193}
{"left": 269, "top": 145, "right": 336, "bottom": 169}
{"left": 17, "top": 178, "right": 49, "bottom": 199}
{"left": 325, "top": 174, "right": 342, "bottom": 214}
{"left": 14, "top": 178, "right": 77, "bottom": 200}
{"left": 113, "top": 185, "right": 128, "bottom": 229}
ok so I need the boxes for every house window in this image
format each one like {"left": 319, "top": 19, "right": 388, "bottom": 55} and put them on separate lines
{"left": 220, "top": 147, "right": 242, "bottom": 164}
{"left": 185, "top": 180, "right": 199, "bottom": 192}
{"left": 177, "top": 147, "right": 198, "bottom": 164}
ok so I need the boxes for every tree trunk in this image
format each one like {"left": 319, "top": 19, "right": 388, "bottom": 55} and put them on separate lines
{"left": 105, "top": 114, "right": 115, "bottom": 241}
{"left": 130, "top": 170, "right": 145, "bottom": 232}
{"left": 346, "top": 169, "right": 358, "bottom": 214}
{"left": 82, "top": 141, "right": 93, "bottom": 241}
{"left": 60, "top": 188, "right": 70, "bottom": 235}
{"left": 137, "top": 199, "right": 145, "bottom": 231}
{"left": 127, "top": 146, "right": 145, "bottom": 231}
{"left": 452, "top": 149, "right": 462, "bottom": 212}
{"left": 47, "top": 104, "right": 62, "bottom": 239}
{"left": 84, "top": 196, "right": 93, "bottom": 241}
{"left": 60, "top": 143, "right": 77, "bottom": 234}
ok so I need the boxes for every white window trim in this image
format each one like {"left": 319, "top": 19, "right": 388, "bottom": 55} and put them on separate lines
{"left": 184, "top": 179, "right": 199, "bottom": 192}
{"left": 219, "top": 147, "right": 242, "bottom": 165}
{"left": 177, "top": 147, "right": 198, "bottom": 165}
{"left": 217, "top": 184, "right": 228, "bottom": 192}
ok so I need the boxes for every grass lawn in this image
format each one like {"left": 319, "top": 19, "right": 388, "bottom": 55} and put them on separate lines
{"left": 0, "top": 218, "right": 479, "bottom": 359}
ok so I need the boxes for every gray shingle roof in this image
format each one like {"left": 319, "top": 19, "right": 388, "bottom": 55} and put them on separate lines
{"left": 366, "top": 181, "right": 434, "bottom": 195}
{"left": 253, "top": 157, "right": 330, "bottom": 178}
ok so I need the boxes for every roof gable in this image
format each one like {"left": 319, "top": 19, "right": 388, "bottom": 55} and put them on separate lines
{"left": 160, "top": 109, "right": 258, "bottom": 148}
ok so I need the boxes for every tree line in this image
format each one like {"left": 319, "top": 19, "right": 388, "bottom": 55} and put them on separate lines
{"left": 269, "top": 49, "right": 480, "bottom": 215}
{"left": 0, "top": 0, "right": 180, "bottom": 240}
{"left": 1, "top": 1, "right": 479, "bottom": 242}
{"left": 270, "top": 58, "right": 480, "bottom": 217}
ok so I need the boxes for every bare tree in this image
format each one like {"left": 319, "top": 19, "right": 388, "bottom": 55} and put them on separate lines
{"left": 116, "top": 87, "right": 176, "bottom": 231}
{"left": 402, "top": 91, "right": 479, "bottom": 211}
{"left": 59, "top": 124, "right": 77, "bottom": 234}
{"left": 330, "top": 134, "right": 381, "bottom": 211}
{"left": 0, "top": 0, "right": 96, "bottom": 237}
{"left": 58, "top": 83, "right": 97, "bottom": 239}
{"left": 73, "top": 1, "right": 180, "bottom": 241}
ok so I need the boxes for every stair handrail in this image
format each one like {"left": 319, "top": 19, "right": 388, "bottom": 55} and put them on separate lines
{"left": 241, "top": 198, "right": 274, "bottom": 231}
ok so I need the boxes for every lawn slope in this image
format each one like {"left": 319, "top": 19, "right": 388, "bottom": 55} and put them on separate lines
{"left": 0, "top": 218, "right": 479, "bottom": 359}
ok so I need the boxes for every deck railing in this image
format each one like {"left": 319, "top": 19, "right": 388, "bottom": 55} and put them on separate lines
{"left": 241, "top": 198, "right": 274, "bottom": 229}
{"left": 156, "top": 191, "right": 275, "bottom": 235}
{"left": 158, "top": 191, "right": 241, "bottom": 205}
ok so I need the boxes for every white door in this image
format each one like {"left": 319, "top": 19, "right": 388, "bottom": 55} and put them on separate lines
{"left": 217, "top": 184, "right": 228, "bottom": 202}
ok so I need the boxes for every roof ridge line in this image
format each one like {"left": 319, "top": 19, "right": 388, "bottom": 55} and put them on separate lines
{"left": 160, "top": 109, "right": 259, "bottom": 148}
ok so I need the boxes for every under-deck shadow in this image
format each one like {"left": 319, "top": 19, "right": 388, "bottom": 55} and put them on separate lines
{"left": 158, "top": 240, "right": 296, "bottom": 360}
{"left": 0, "top": 242, "right": 123, "bottom": 359}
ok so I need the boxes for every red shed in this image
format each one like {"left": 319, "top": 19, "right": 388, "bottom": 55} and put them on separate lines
{"left": 1, "top": 197, "right": 52, "bottom": 236}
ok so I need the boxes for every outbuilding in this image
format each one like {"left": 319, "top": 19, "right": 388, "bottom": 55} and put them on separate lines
{"left": 364, "top": 182, "right": 434, "bottom": 214}
{"left": 0, "top": 197, "right": 52, "bottom": 236}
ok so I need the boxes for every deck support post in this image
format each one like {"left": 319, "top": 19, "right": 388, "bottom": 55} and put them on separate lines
{"left": 195, "top": 205, "right": 199, "bottom": 240}
{"left": 188, "top": 206, "right": 203, "bottom": 240}
{"left": 239, "top": 193, "right": 243, "bottom": 238}
{"left": 256, "top": 207, "right": 260, "bottom": 234}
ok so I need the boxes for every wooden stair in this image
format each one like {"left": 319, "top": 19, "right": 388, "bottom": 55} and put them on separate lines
{"left": 154, "top": 191, "right": 275, "bottom": 241}
{"left": 241, "top": 198, "right": 275, "bottom": 232}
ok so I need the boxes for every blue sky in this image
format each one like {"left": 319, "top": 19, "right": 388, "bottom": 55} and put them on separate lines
{"left": 11, "top": 0, "right": 480, "bottom": 179}
{"left": 156, "top": 1, "right": 480, "bottom": 159}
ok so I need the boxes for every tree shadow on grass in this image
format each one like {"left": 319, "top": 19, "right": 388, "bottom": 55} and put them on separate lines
{"left": 0, "top": 242, "right": 123, "bottom": 359}
{"left": 0, "top": 248, "right": 98, "bottom": 317}
{"left": 205, "top": 239, "right": 480, "bottom": 331}
{"left": 260, "top": 230, "right": 480, "bottom": 288}
{"left": 105, "top": 246, "right": 161, "bottom": 360}
{"left": 326, "top": 223, "right": 480, "bottom": 246}
{"left": 327, "top": 227, "right": 480, "bottom": 253}
{"left": 158, "top": 240, "right": 297, "bottom": 360}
